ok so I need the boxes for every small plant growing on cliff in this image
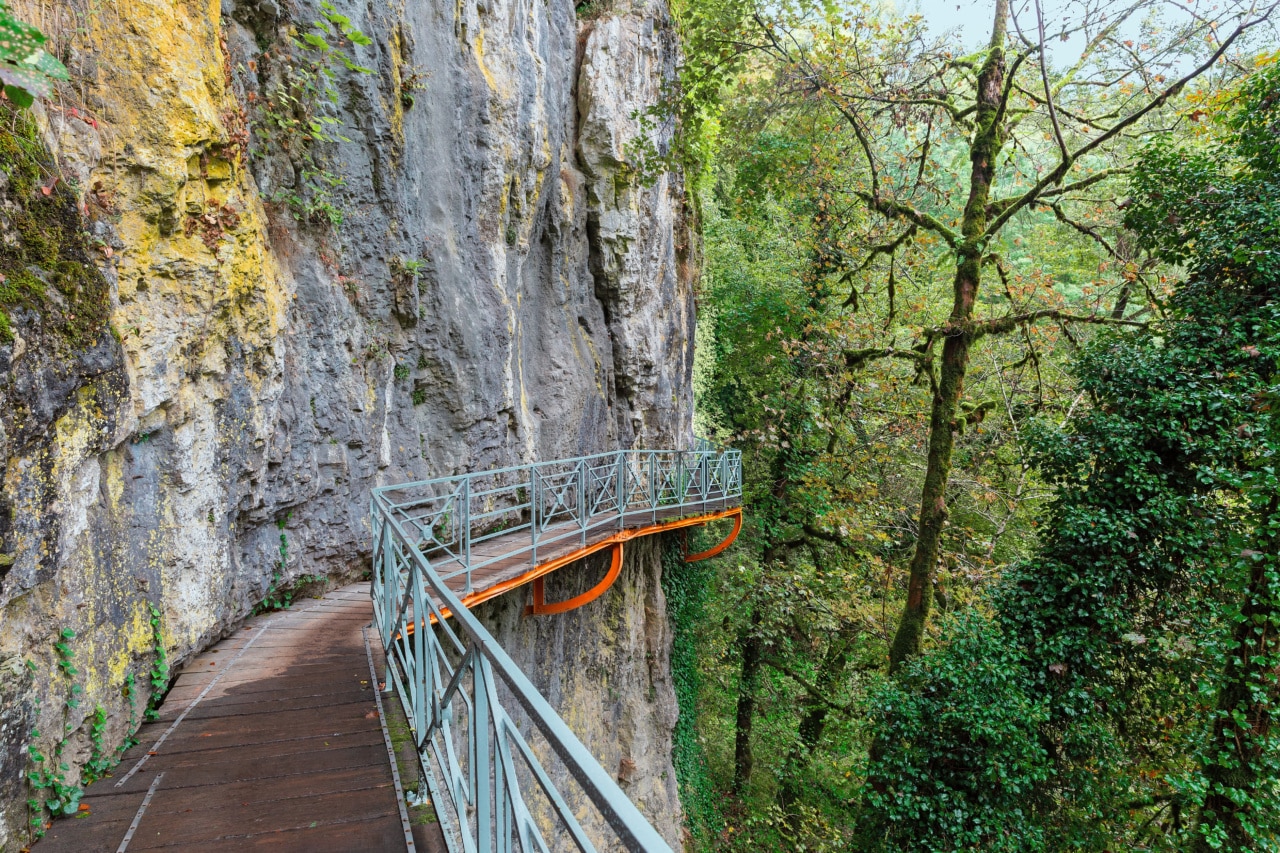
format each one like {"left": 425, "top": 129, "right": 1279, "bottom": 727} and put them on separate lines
{"left": 0, "top": 1, "right": 69, "bottom": 109}
{"left": 81, "top": 706, "right": 112, "bottom": 784}
{"left": 118, "top": 673, "right": 139, "bottom": 754}
{"left": 53, "top": 628, "right": 76, "bottom": 677}
{"left": 26, "top": 627, "right": 88, "bottom": 840}
{"left": 257, "top": 515, "right": 294, "bottom": 612}
{"left": 250, "top": 2, "right": 373, "bottom": 227}
{"left": 144, "top": 603, "right": 169, "bottom": 722}
{"left": 399, "top": 66, "right": 428, "bottom": 109}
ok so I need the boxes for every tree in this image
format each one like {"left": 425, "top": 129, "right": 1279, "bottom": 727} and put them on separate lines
{"left": 738, "top": 0, "right": 1278, "bottom": 671}
{"left": 861, "top": 61, "right": 1280, "bottom": 850}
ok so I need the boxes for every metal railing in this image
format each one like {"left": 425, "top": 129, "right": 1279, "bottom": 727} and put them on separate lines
{"left": 373, "top": 450, "right": 742, "bottom": 596}
{"left": 370, "top": 449, "right": 741, "bottom": 853}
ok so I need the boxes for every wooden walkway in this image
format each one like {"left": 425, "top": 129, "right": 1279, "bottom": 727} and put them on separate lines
{"left": 31, "top": 499, "right": 742, "bottom": 851}
{"left": 35, "top": 585, "right": 438, "bottom": 853}
{"left": 415, "top": 501, "right": 740, "bottom": 612}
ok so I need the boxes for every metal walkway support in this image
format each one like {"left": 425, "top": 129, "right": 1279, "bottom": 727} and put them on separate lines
{"left": 370, "top": 449, "right": 742, "bottom": 853}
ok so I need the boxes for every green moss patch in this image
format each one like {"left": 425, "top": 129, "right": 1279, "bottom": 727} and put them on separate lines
{"left": 0, "top": 106, "right": 109, "bottom": 348}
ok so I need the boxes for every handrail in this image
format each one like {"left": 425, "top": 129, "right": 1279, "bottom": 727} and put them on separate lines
{"left": 371, "top": 448, "right": 742, "bottom": 852}
{"left": 373, "top": 450, "right": 742, "bottom": 596}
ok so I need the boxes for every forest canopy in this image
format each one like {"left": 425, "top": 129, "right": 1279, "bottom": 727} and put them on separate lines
{"left": 673, "top": 0, "right": 1280, "bottom": 849}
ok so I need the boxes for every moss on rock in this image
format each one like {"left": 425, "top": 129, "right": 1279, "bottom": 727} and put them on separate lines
{"left": 0, "top": 107, "right": 110, "bottom": 348}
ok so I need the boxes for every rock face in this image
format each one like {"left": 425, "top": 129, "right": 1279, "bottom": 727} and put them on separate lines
{"left": 0, "top": 0, "right": 696, "bottom": 847}
{"left": 476, "top": 536, "right": 683, "bottom": 849}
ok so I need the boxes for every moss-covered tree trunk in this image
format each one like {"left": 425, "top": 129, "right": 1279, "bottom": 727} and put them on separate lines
{"left": 731, "top": 606, "right": 762, "bottom": 795}
{"left": 887, "top": 0, "right": 1009, "bottom": 672}
{"left": 1195, "top": 494, "right": 1280, "bottom": 850}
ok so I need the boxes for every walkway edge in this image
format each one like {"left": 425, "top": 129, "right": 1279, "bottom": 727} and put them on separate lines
{"left": 364, "top": 623, "right": 417, "bottom": 853}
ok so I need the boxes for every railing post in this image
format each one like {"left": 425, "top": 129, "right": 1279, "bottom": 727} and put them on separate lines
{"left": 462, "top": 477, "right": 472, "bottom": 595}
{"left": 648, "top": 453, "right": 656, "bottom": 524}
{"left": 474, "top": 656, "right": 492, "bottom": 853}
{"left": 618, "top": 451, "right": 627, "bottom": 531}
{"left": 578, "top": 459, "right": 587, "bottom": 548}
{"left": 381, "top": 520, "right": 396, "bottom": 645}
{"left": 530, "top": 463, "right": 538, "bottom": 566}
{"left": 700, "top": 451, "right": 709, "bottom": 510}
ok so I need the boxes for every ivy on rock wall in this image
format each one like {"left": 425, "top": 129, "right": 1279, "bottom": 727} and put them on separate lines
{"left": 662, "top": 535, "right": 722, "bottom": 846}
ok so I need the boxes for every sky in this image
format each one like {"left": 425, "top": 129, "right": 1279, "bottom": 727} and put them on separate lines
{"left": 897, "top": 0, "right": 1273, "bottom": 68}
{"left": 908, "top": 0, "right": 999, "bottom": 46}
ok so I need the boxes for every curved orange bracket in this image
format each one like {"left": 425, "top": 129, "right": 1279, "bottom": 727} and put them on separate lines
{"left": 525, "top": 541, "right": 624, "bottom": 616}
{"left": 398, "top": 505, "right": 745, "bottom": 634}
{"left": 684, "top": 507, "right": 742, "bottom": 562}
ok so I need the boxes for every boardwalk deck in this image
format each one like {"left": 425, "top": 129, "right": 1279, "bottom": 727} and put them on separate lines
{"left": 415, "top": 500, "right": 739, "bottom": 611}
{"left": 34, "top": 585, "right": 439, "bottom": 853}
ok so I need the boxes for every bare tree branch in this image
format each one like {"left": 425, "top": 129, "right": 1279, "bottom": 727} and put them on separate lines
{"left": 984, "top": 4, "right": 1278, "bottom": 238}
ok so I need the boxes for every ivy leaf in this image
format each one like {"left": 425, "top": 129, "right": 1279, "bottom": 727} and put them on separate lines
{"left": 0, "top": 65, "right": 44, "bottom": 100}
{"left": 0, "top": 12, "right": 46, "bottom": 65}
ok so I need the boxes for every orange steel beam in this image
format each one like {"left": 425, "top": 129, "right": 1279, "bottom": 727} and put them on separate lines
{"left": 684, "top": 509, "right": 742, "bottom": 562}
{"left": 525, "top": 541, "right": 624, "bottom": 616}
{"left": 399, "top": 506, "right": 742, "bottom": 633}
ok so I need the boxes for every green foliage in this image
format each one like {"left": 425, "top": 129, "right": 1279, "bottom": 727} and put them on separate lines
{"left": 250, "top": 2, "right": 373, "bottom": 227}
{"left": 858, "top": 63, "right": 1280, "bottom": 851}
{"left": 0, "top": 0, "right": 69, "bottom": 109}
{"left": 630, "top": 0, "right": 753, "bottom": 182}
{"left": 861, "top": 613, "right": 1049, "bottom": 852}
{"left": 1126, "top": 67, "right": 1280, "bottom": 284}
{"left": 399, "top": 258, "right": 427, "bottom": 276}
{"left": 257, "top": 515, "right": 294, "bottom": 612}
{"left": 81, "top": 706, "right": 112, "bottom": 785}
{"left": 119, "top": 673, "right": 139, "bottom": 754}
{"left": 661, "top": 538, "right": 723, "bottom": 845}
{"left": 144, "top": 603, "right": 169, "bottom": 722}
{"left": 53, "top": 628, "right": 76, "bottom": 678}
{"left": 26, "top": 626, "right": 89, "bottom": 838}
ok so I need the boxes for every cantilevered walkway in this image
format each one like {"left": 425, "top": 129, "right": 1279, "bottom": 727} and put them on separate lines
{"left": 36, "top": 447, "right": 742, "bottom": 852}
{"left": 370, "top": 448, "right": 742, "bottom": 852}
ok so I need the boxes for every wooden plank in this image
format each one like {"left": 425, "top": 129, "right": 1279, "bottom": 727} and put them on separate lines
{"left": 33, "top": 583, "right": 413, "bottom": 853}
{"left": 167, "top": 813, "right": 415, "bottom": 853}
{"left": 124, "top": 784, "right": 397, "bottom": 849}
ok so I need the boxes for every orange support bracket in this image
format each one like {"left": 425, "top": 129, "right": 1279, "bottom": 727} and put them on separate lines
{"left": 683, "top": 507, "right": 742, "bottom": 562}
{"left": 398, "top": 506, "right": 745, "bottom": 632}
{"left": 526, "top": 541, "right": 625, "bottom": 616}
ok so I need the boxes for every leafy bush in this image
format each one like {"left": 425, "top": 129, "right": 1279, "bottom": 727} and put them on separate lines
{"left": 861, "top": 612, "right": 1049, "bottom": 852}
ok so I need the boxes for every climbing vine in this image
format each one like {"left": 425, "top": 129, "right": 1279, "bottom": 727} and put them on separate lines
{"left": 144, "top": 603, "right": 169, "bottom": 722}
{"left": 661, "top": 536, "right": 722, "bottom": 845}
{"left": 257, "top": 515, "right": 294, "bottom": 612}
{"left": 25, "top": 629, "right": 85, "bottom": 841}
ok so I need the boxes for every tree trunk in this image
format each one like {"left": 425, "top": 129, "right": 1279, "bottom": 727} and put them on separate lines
{"left": 887, "top": 0, "right": 1009, "bottom": 673}
{"left": 1194, "top": 495, "right": 1280, "bottom": 851}
{"left": 732, "top": 606, "right": 763, "bottom": 795}
{"left": 778, "top": 636, "right": 850, "bottom": 815}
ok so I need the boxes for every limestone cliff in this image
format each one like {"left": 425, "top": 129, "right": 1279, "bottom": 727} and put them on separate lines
{"left": 0, "top": 0, "right": 696, "bottom": 847}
